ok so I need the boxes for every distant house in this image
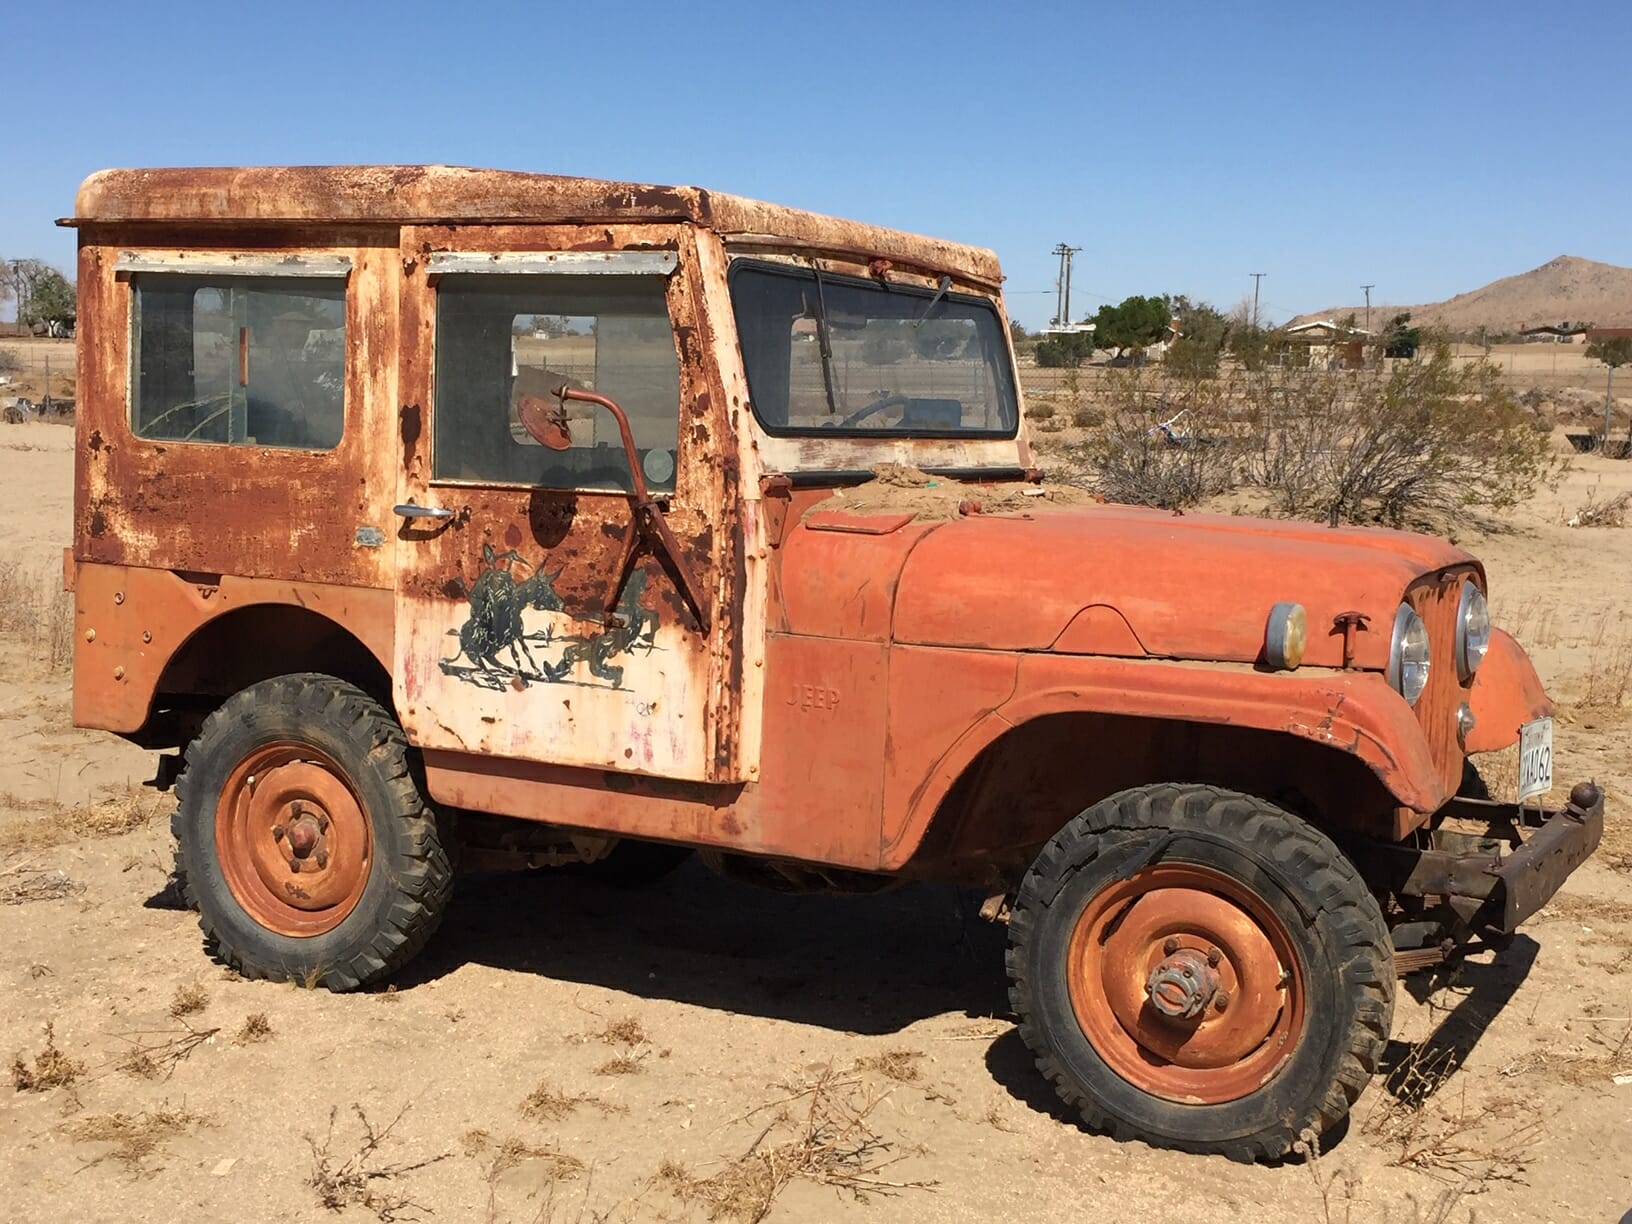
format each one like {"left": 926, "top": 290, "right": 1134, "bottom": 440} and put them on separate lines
{"left": 1283, "top": 320, "right": 1372, "bottom": 370}
{"left": 1518, "top": 323, "right": 1586, "bottom": 344}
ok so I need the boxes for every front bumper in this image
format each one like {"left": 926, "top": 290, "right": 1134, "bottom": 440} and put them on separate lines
{"left": 1364, "top": 781, "right": 1605, "bottom": 938}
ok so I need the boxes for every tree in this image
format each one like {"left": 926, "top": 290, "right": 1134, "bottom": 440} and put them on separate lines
{"left": 1164, "top": 296, "right": 1229, "bottom": 379}
{"left": 1380, "top": 312, "right": 1420, "bottom": 360}
{"left": 1585, "top": 334, "right": 1632, "bottom": 442}
{"left": 1035, "top": 331, "right": 1095, "bottom": 368}
{"left": 3, "top": 260, "right": 76, "bottom": 335}
{"left": 1091, "top": 295, "right": 1172, "bottom": 355}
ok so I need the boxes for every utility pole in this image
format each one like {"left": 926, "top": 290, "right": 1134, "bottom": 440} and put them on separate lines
{"left": 1361, "top": 284, "right": 1374, "bottom": 334}
{"left": 1249, "top": 272, "right": 1266, "bottom": 329}
{"left": 1053, "top": 243, "right": 1081, "bottom": 327}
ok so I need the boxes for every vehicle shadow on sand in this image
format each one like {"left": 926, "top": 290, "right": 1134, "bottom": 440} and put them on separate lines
{"left": 397, "top": 859, "right": 1013, "bottom": 1036}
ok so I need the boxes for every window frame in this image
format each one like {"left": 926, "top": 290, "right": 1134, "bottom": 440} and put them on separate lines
{"left": 426, "top": 255, "right": 683, "bottom": 493}
{"left": 726, "top": 258, "right": 1022, "bottom": 443}
{"left": 123, "top": 257, "right": 352, "bottom": 453}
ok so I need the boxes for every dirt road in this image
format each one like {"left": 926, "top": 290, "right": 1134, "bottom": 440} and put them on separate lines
{"left": 2, "top": 419, "right": 1629, "bottom": 1223}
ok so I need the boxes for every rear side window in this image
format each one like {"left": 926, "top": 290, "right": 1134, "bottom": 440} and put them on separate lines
{"left": 130, "top": 274, "right": 345, "bottom": 449}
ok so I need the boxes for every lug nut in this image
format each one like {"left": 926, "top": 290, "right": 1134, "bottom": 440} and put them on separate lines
{"left": 1163, "top": 937, "right": 1181, "bottom": 955}
{"left": 315, "top": 849, "right": 329, "bottom": 870}
{"left": 1206, "top": 946, "right": 1222, "bottom": 966}
{"left": 288, "top": 858, "right": 302, "bottom": 873}
{"left": 315, "top": 814, "right": 330, "bottom": 833}
{"left": 272, "top": 825, "right": 286, "bottom": 841}
{"left": 1215, "top": 991, "right": 1231, "bottom": 1012}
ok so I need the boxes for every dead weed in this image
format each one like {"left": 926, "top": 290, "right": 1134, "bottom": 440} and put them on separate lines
{"left": 116, "top": 1022, "right": 220, "bottom": 1080}
{"left": 520, "top": 1080, "right": 598, "bottom": 1123}
{"left": 656, "top": 1065, "right": 934, "bottom": 1223}
{"left": 236, "top": 1012, "right": 273, "bottom": 1043}
{"left": 853, "top": 1049, "right": 923, "bottom": 1083}
{"left": 308, "top": 1103, "right": 448, "bottom": 1221}
{"left": 11, "top": 1020, "right": 85, "bottom": 1091}
{"left": 0, "top": 862, "right": 80, "bottom": 905}
{"left": 61, "top": 1104, "right": 207, "bottom": 1170}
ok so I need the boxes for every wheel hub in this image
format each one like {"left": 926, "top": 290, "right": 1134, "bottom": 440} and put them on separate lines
{"left": 215, "top": 744, "right": 372, "bottom": 937}
{"left": 1145, "top": 947, "right": 1220, "bottom": 1019}
{"left": 1066, "top": 863, "right": 1305, "bottom": 1104}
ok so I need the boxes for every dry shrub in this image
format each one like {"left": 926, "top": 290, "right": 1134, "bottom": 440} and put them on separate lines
{"left": 854, "top": 1049, "right": 923, "bottom": 1084}
{"left": 169, "top": 981, "right": 209, "bottom": 1018}
{"left": 484, "top": 1136, "right": 584, "bottom": 1183}
{"left": 308, "top": 1103, "right": 447, "bottom": 1221}
{"left": 1065, "top": 369, "right": 1237, "bottom": 509}
{"left": 1568, "top": 484, "right": 1631, "bottom": 528}
{"left": 1244, "top": 349, "right": 1563, "bottom": 527}
{"left": 12, "top": 1021, "right": 84, "bottom": 1091}
{"left": 1361, "top": 1045, "right": 1541, "bottom": 1198}
{"left": 237, "top": 1012, "right": 273, "bottom": 1043}
{"left": 62, "top": 1105, "right": 206, "bottom": 1169}
{"left": 657, "top": 1066, "right": 934, "bottom": 1223}
{"left": 1028, "top": 400, "right": 1056, "bottom": 421}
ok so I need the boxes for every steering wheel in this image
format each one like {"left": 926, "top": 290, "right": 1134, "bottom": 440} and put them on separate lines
{"left": 837, "top": 392, "right": 911, "bottom": 429}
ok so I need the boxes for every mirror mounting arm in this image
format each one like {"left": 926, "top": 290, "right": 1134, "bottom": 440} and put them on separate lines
{"left": 552, "top": 386, "right": 711, "bottom": 635}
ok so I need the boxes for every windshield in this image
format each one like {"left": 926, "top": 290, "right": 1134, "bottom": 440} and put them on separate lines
{"left": 729, "top": 261, "right": 1019, "bottom": 438}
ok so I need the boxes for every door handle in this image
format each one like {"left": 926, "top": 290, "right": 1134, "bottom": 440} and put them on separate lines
{"left": 392, "top": 502, "right": 455, "bottom": 520}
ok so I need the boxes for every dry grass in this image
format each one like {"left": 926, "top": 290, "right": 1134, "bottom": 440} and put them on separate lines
{"left": 169, "top": 981, "right": 209, "bottom": 1019}
{"left": 308, "top": 1104, "right": 448, "bottom": 1221}
{"left": 594, "top": 1054, "right": 644, "bottom": 1077}
{"left": 62, "top": 1104, "right": 207, "bottom": 1169}
{"left": 853, "top": 1049, "right": 923, "bottom": 1084}
{"left": 0, "top": 554, "right": 73, "bottom": 672}
{"left": 0, "top": 788, "right": 164, "bottom": 856}
{"left": 116, "top": 1022, "right": 220, "bottom": 1080}
{"left": 237, "top": 1012, "right": 273, "bottom": 1044}
{"left": 656, "top": 1066, "right": 934, "bottom": 1223}
{"left": 11, "top": 1020, "right": 84, "bottom": 1091}
{"left": 595, "top": 1016, "right": 646, "bottom": 1046}
{"left": 520, "top": 1080, "right": 597, "bottom": 1123}
{"left": 484, "top": 1135, "right": 585, "bottom": 1183}
{"left": 0, "top": 862, "right": 79, "bottom": 905}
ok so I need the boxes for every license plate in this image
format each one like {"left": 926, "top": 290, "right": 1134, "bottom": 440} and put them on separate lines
{"left": 1517, "top": 716, "right": 1553, "bottom": 804}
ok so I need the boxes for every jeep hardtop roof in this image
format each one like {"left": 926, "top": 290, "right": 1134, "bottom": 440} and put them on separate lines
{"left": 66, "top": 165, "right": 1003, "bottom": 288}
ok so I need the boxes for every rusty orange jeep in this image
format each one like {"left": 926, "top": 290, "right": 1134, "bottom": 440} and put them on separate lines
{"left": 63, "top": 166, "right": 1602, "bottom": 1159}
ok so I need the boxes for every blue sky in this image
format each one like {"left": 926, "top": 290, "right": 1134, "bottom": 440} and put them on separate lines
{"left": 4, "top": 2, "right": 1629, "bottom": 328}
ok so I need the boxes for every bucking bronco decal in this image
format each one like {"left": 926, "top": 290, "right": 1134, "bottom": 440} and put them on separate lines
{"left": 439, "top": 543, "right": 659, "bottom": 690}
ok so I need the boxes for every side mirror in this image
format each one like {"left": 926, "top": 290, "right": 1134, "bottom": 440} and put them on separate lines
{"left": 516, "top": 394, "right": 572, "bottom": 450}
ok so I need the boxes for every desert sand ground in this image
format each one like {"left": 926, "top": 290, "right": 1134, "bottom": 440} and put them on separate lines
{"left": 1, "top": 402, "right": 1629, "bottom": 1223}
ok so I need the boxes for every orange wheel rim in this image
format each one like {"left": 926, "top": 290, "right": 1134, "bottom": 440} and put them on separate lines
{"left": 1066, "top": 863, "right": 1305, "bottom": 1104}
{"left": 214, "top": 742, "right": 372, "bottom": 938}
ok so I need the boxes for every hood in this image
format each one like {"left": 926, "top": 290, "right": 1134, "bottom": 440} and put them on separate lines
{"left": 887, "top": 504, "right": 1479, "bottom": 670}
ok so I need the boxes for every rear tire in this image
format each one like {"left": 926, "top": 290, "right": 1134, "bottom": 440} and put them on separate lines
{"left": 171, "top": 674, "right": 451, "bottom": 990}
{"left": 1006, "top": 783, "right": 1392, "bottom": 1161}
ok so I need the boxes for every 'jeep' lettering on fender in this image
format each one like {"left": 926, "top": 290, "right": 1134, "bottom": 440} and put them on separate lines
{"left": 787, "top": 684, "right": 841, "bottom": 712}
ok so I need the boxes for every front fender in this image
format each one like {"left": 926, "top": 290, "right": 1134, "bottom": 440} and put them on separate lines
{"left": 880, "top": 653, "right": 1448, "bottom": 869}
{"left": 1464, "top": 629, "right": 1551, "bottom": 753}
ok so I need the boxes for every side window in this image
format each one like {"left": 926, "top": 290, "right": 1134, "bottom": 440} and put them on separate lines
{"left": 130, "top": 274, "right": 345, "bottom": 449}
{"left": 433, "top": 274, "right": 680, "bottom": 492}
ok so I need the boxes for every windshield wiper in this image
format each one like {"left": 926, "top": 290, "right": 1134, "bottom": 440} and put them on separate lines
{"left": 913, "top": 275, "right": 952, "bottom": 327}
{"left": 810, "top": 261, "right": 841, "bottom": 415}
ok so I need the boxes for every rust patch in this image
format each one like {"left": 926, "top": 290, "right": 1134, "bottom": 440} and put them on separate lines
{"left": 88, "top": 510, "right": 108, "bottom": 538}
{"left": 88, "top": 430, "right": 103, "bottom": 453}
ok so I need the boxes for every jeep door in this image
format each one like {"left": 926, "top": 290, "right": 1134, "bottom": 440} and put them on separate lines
{"left": 392, "top": 227, "right": 743, "bottom": 783}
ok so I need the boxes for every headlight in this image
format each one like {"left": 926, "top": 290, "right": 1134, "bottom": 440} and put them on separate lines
{"left": 1455, "top": 582, "right": 1490, "bottom": 683}
{"left": 1387, "top": 604, "right": 1431, "bottom": 705}
{"left": 1264, "top": 602, "right": 1307, "bottom": 670}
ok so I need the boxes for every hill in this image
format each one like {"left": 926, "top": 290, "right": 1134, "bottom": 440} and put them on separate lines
{"left": 1291, "top": 255, "right": 1632, "bottom": 333}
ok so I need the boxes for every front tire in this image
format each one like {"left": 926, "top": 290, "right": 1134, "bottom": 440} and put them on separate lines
{"left": 1006, "top": 783, "right": 1392, "bottom": 1161}
{"left": 172, "top": 674, "right": 452, "bottom": 990}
